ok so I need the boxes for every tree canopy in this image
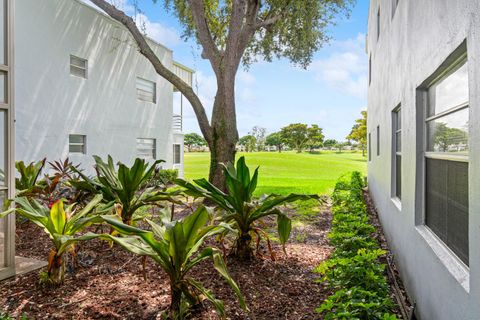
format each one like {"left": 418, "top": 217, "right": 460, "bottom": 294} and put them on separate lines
{"left": 238, "top": 135, "right": 257, "bottom": 152}
{"left": 91, "top": 0, "right": 354, "bottom": 189}
{"left": 347, "top": 110, "right": 367, "bottom": 156}
{"left": 265, "top": 132, "right": 284, "bottom": 152}
{"left": 280, "top": 123, "right": 323, "bottom": 153}
{"left": 184, "top": 133, "right": 207, "bottom": 151}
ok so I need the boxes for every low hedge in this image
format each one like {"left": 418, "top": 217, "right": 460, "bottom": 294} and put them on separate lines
{"left": 315, "top": 171, "right": 398, "bottom": 320}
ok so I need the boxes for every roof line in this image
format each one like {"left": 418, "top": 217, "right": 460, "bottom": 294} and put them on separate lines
{"left": 71, "top": 0, "right": 173, "bottom": 53}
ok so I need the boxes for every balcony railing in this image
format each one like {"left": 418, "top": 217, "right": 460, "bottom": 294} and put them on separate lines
{"left": 173, "top": 114, "right": 182, "bottom": 132}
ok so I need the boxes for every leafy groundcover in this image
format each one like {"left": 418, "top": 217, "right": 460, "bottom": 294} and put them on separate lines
{"left": 314, "top": 171, "right": 398, "bottom": 320}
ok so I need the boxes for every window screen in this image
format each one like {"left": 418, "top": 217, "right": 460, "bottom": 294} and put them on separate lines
{"left": 70, "top": 55, "right": 87, "bottom": 78}
{"left": 173, "top": 144, "right": 181, "bottom": 164}
{"left": 392, "top": 107, "right": 401, "bottom": 199}
{"left": 425, "top": 159, "right": 468, "bottom": 265}
{"left": 136, "top": 77, "right": 156, "bottom": 103}
{"left": 424, "top": 56, "right": 469, "bottom": 265}
{"left": 368, "top": 133, "right": 372, "bottom": 161}
{"left": 377, "top": 9, "right": 381, "bottom": 40}
{"left": 137, "top": 138, "right": 156, "bottom": 160}
{"left": 377, "top": 125, "right": 380, "bottom": 156}
{"left": 69, "top": 134, "right": 86, "bottom": 154}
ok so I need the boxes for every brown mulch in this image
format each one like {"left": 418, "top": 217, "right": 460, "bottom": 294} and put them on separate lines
{"left": 363, "top": 189, "right": 415, "bottom": 320}
{"left": 0, "top": 205, "right": 333, "bottom": 320}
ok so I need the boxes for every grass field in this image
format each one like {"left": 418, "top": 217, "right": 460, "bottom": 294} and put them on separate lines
{"left": 184, "top": 151, "right": 367, "bottom": 196}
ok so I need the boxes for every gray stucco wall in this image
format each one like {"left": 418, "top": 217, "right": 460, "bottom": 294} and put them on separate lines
{"left": 14, "top": 0, "right": 183, "bottom": 174}
{"left": 367, "top": 1, "right": 480, "bottom": 319}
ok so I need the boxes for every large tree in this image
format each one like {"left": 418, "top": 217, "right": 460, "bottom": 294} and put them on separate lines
{"left": 90, "top": 0, "right": 353, "bottom": 189}
{"left": 306, "top": 124, "right": 325, "bottom": 152}
{"left": 265, "top": 132, "right": 284, "bottom": 152}
{"left": 250, "top": 126, "right": 267, "bottom": 151}
{"left": 238, "top": 135, "right": 257, "bottom": 152}
{"left": 347, "top": 110, "right": 367, "bottom": 156}
{"left": 184, "top": 132, "right": 207, "bottom": 152}
{"left": 280, "top": 123, "right": 308, "bottom": 153}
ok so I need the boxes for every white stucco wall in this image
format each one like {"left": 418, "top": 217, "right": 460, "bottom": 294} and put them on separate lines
{"left": 14, "top": 0, "right": 183, "bottom": 174}
{"left": 367, "top": 1, "right": 480, "bottom": 319}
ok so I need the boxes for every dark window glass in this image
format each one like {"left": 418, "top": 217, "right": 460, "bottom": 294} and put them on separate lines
{"left": 395, "top": 155, "right": 401, "bottom": 198}
{"left": 173, "top": 144, "right": 181, "bottom": 164}
{"left": 377, "top": 125, "right": 380, "bottom": 156}
{"left": 426, "top": 158, "right": 469, "bottom": 265}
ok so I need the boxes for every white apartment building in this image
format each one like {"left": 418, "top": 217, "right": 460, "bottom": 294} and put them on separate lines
{"left": 367, "top": 1, "right": 480, "bottom": 319}
{"left": 0, "top": 0, "right": 193, "bottom": 279}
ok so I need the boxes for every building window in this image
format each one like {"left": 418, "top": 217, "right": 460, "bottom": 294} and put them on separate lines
{"left": 392, "top": 0, "right": 399, "bottom": 18}
{"left": 136, "top": 138, "right": 156, "bottom": 160}
{"left": 369, "top": 55, "right": 372, "bottom": 85}
{"left": 376, "top": 125, "right": 380, "bottom": 156}
{"left": 424, "top": 55, "right": 469, "bottom": 265}
{"left": 368, "top": 132, "right": 372, "bottom": 162}
{"left": 69, "top": 134, "right": 86, "bottom": 154}
{"left": 173, "top": 144, "right": 181, "bottom": 164}
{"left": 377, "top": 8, "right": 381, "bottom": 40}
{"left": 392, "top": 106, "right": 401, "bottom": 199}
{"left": 136, "top": 77, "right": 156, "bottom": 103}
{"left": 70, "top": 55, "right": 88, "bottom": 78}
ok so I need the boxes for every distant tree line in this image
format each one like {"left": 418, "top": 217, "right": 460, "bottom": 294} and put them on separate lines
{"left": 184, "top": 111, "right": 367, "bottom": 156}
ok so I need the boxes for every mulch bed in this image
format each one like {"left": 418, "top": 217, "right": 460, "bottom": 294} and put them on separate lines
{"left": 1, "top": 205, "right": 333, "bottom": 320}
{"left": 363, "top": 189, "right": 414, "bottom": 320}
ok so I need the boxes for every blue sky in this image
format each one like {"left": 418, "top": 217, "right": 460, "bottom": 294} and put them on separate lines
{"left": 88, "top": 0, "right": 369, "bottom": 141}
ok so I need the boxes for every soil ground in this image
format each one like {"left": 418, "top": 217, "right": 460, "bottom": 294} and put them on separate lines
{"left": 0, "top": 203, "right": 333, "bottom": 320}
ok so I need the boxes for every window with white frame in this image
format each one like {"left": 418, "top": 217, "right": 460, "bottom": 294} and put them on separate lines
{"left": 392, "top": 106, "right": 401, "bottom": 199}
{"left": 368, "top": 132, "right": 372, "bottom": 161}
{"left": 136, "top": 77, "right": 156, "bottom": 103}
{"left": 424, "top": 54, "right": 469, "bottom": 265}
{"left": 70, "top": 55, "right": 88, "bottom": 78}
{"left": 377, "top": 8, "right": 381, "bottom": 40}
{"left": 369, "top": 55, "right": 372, "bottom": 85}
{"left": 69, "top": 134, "right": 86, "bottom": 154}
{"left": 376, "top": 125, "right": 380, "bottom": 156}
{"left": 173, "top": 144, "right": 181, "bottom": 164}
{"left": 136, "top": 138, "right": 156, "bottom": 160}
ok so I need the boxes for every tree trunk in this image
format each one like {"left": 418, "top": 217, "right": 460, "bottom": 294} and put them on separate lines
{"left": 234, "top": 231, "right": 253, "bottom": 260}
{"left": 207, "top": 73, "right": 238, "bottom": 191}
{"left": 47, "top": 251, "right": 65, "bottom": 286}
{"left": 170, "top": 284, "right": 182, "bottom": 318}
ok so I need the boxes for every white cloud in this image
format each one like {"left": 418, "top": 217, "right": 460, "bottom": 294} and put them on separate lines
{"left": 238, "top": 70, "right": 256, "bottom": 86}
{"left": 310, "top": 33, "right": 368, "bottom": 99}
{"left": 134, "top": 13, "right": 181, "bottom": 48}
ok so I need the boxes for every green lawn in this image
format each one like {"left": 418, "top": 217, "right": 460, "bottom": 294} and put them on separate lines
{"left": 184, "top": 151, "right": 367, "bottom": 195}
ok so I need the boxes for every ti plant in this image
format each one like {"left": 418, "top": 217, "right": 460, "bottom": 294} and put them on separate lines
{"left": 0, "top": 194, "right": 105, "bottom": 286}
{"left": 72, "top": 156, "right": 179, "bottom": 225}
{"left": 15, "top": 158, "right": 46, "bottom": 195}
{"left": 176, "top": 157, "right": 320, "bottom": 260}
{"left": 98, "top": 206, "right": 247, "bottom": 318}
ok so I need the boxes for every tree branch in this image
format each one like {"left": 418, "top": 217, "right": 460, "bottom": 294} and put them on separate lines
{"left": 188, "top": 0, "right": 222, "bottom": 70}
{"left": 254, "top": 0, "right": 292, "bottom": 29}
{"left": 90, "top": 0, "right": 213, "bottom": 143}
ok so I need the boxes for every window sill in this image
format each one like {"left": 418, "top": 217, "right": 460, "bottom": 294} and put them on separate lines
{"left": 391, "top": 197, "right": 402, "bottom": 211}
{"left": 415, "top": 225, "right": 469, "bottom": 292}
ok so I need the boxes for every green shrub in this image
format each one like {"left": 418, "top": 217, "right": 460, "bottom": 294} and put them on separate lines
{"left": 176, "top": 156, "right": 319, "bottom": 260}
{"left": 315, "top": 172, "right": 397, "bottom": 319}
{"left": 148, "top": 169, "right": 179, "bottom": 189}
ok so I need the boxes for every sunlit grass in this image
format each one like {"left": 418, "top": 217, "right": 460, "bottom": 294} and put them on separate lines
{"left": 184, "top": 151, "right": 367, "bottom": 195}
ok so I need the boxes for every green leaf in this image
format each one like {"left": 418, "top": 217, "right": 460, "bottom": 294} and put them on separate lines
{"left": 277, "top": 214, "right": 292, "bottom": 252}
{"left": 50, "top": 200, "right": 67, "bottom": 234}
{"left": 211, "top": 249, "right": 248, "bottom": 311}
{"left": 182, "top": 206, "right": 209, "bottom": 251}
{"left": 188, "top": 278, "right": 225, "bottom": 316}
